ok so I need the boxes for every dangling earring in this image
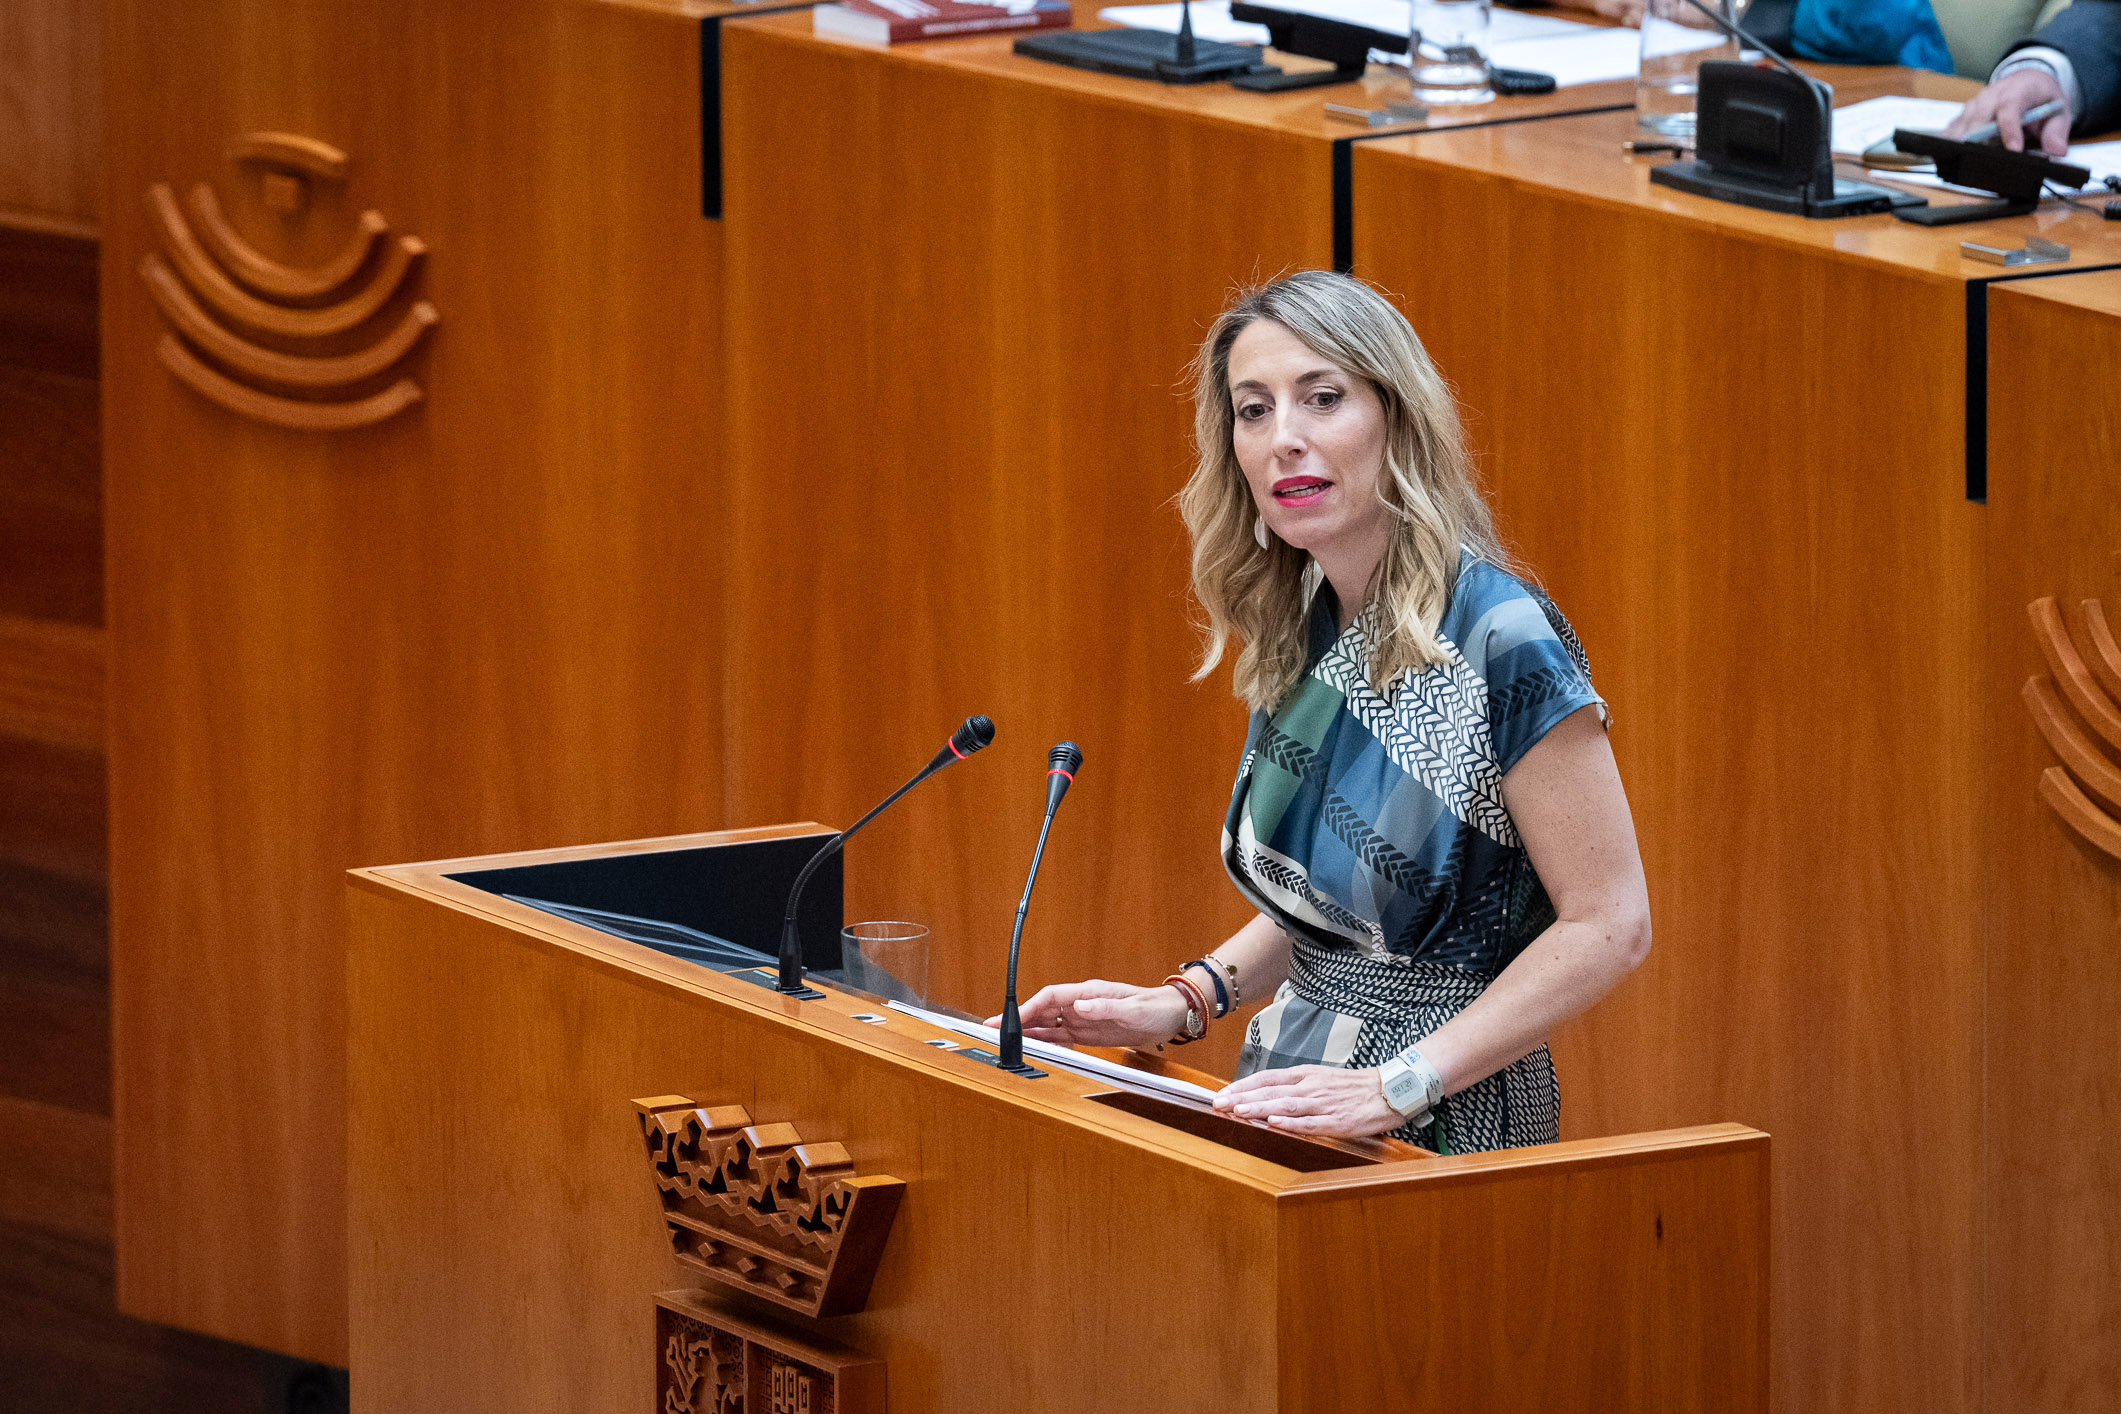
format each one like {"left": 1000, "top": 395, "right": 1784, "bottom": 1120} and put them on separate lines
{"left": 1255, "top": 515, "right": 1270, "bottom": 549}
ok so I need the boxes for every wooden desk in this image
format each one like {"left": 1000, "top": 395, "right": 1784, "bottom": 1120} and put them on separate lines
{"left": 1348, "top": 78, "right": 2121, "bottom": 1414}
{"left": 1980, "top": 269, "right": 2121, "bottom": 1412}
{"left": 717, "top": 11, "right": 1632, "bottom": 1075}
{"left": 347, "top": 825, "right": 1770, "bottom": 1413}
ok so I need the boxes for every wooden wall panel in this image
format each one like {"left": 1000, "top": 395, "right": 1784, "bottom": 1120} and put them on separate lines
{"left": 104, "top": 0, "right": 725, "bottom": 1362}
{"left": 720, "top": 24, "right": 1328, "bottom": 1067}
{"left": 0, "top": 0, "right": 101, "bottom": 225}
{"left": 0, "top": 214, "right": 290, "bottom": 1412}
{"left": 1352, "top": 132, "right": 1984, "bottom": 1414}
{"left": 1983, "top": 272, "right": 2121, "bottom": 1414}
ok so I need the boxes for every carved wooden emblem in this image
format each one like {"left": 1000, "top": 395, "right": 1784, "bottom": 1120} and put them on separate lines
{"left": 2025, "top": 594, "right": 2121, "bottom": 861}
{"left": 141, "top": 131, "right": 437, "bottom": 431}
{"left": 656, "top": 1290, "right": 884, "bottom": 1414}
{"left": 633, "top": 1097, "right": 904, "bottom": 1319}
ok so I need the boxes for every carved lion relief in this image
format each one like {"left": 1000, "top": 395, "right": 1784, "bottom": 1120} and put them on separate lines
{"left": 141, "top": 131, "right": 436, "bottom": 430}
{"left": 2024, "top": 594, "right": 2121, "bottom": 861}
{"left": 655, "top": 1291, "right": 884, "bottom": 1414}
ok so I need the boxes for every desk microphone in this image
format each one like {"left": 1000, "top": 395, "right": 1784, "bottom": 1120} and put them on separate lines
{"left": 996, "top": 741, "right": 1082, "bottom": 1075}
{"left": 775, "top": 715, "right": 995, "bottom": 998}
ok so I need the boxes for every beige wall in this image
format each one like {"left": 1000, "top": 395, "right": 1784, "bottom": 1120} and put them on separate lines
{"left": 0, "top": 0, "right": 100, "bottom": 228}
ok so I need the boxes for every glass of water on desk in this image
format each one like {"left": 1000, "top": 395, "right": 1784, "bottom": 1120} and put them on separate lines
{"left": 1637, "top": 0, "right": 1744, "bottom": 137}
{"left": 1409, "top": 0, "right": 1493, "bottom": 105}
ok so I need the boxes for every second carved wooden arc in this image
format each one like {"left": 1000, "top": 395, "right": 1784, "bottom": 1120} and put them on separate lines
{"left": 142, "top": 253, "right": 438, "bottom": 389}
{"left": 147, "top": 184, "right": 423, "bottom": 340}
{"left": 2079, "top": 599, "right": 2121, "bottom": 706}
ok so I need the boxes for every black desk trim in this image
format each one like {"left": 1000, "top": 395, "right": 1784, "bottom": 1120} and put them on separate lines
{"left": 1966, "top": 261, "right": 2121, "bottom": 503}
{"left": 1333, "top": 102, "right": 1632, "bottom": 272}
{"left": 703, "top": 5, "right": 819, "bottom": 221}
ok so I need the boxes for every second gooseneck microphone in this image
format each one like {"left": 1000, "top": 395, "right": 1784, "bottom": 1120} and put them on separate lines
{"left": 776, "top": 714, "right": 995, "bottom": 997}
{"left": 996, "top": 741, "right": 1083, "bottom": 1074}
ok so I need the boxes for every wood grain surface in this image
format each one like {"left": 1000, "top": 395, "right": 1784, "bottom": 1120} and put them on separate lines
{"left": 104, "top": 0, "right": 724, "bottom": 1362}
{"left": 0, "top": 0, "right": 100, "bottom": 225}
{"left": 348, "top": 831, "right": 1768, "bottom": 1413}
{"left": 1351, "top": 116, "right": 1989, "bottom": 1414}
{"left": 1275, "top": 1133, "right": 1769, "bottom": 1412}
{"left": 1982, "top": 270, "right": 2121, "bottom": 1413}
{"left": 0, "top": 212, "right": 287, "bottom": 1411}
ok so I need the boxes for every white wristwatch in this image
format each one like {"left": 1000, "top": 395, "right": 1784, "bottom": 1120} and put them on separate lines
{"left": 1378, "top": 1046, "right": 1445, "bottom": 1120}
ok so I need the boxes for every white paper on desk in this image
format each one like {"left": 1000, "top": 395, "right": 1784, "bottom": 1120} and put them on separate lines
{"left": 1829, "top": 95, "right": 1963, "bottom": 156}
{"left": 885, "top": 998, "right": 1223, "bottom": 1105}
{"left": 1098, "top": 1, "right": 1269, "bottom": 45}
{"left": 1488, "top": 26, "right": 1711, "bottom": 86}
{"left": 1099, "top": 2, "right": 1592, "bottom": 50}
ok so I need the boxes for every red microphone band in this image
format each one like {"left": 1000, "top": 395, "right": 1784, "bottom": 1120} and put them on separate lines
{"left": 948, "top": 738, "right": 968, "bottom": 760}
{"left": 1047, "top": 766, "right": 1075, "bottom": 783}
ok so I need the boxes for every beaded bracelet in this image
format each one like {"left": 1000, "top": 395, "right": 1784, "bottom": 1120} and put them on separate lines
{"left": 1203, "top": 952, "right": 1241, "bottom": 1009}
{"left": 1184, "top": 959, "right": 1230, "bottom": 1018}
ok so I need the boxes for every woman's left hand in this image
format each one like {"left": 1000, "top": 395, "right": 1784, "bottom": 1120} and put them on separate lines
{"left": 1211, "top": 1064, "right": 1405, "bottom": 1138}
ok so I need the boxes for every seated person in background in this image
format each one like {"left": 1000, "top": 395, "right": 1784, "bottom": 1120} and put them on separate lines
{"left": 1945, "top": 0, "right": 2121, "bottom": 154}
{"left": 1537, "top": 0, "right": 1950, "bottom": 72}
{"left": 1003, "top": 272, "right": 1651, "bottom": 1155}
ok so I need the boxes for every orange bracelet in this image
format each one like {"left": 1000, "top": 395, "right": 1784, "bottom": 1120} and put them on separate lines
{"left": 1161, "top": 972, "right": 1210, "bottom": 1044}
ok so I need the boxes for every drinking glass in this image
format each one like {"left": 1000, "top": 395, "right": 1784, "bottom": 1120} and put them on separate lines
{"left": 1636, "top": 0, "right": 1746, "bottom": 138}
{"left": 1409, "top": 0, "right": 1493, "bottom": 106}
{"left": 840, "top": 921, "right": 930, "bottom": 1007}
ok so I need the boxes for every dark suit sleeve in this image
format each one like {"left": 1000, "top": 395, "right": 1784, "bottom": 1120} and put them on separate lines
{"left": 2023, "top": 0, "right": 2121, "bottom": 135}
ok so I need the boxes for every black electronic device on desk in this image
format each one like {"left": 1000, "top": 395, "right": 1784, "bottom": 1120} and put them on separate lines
{"left": 1015, "top": 0, "right": 1262, "bottom": 83}
{"left": 1225, "top": 2, "right": 1402, "bottom": 91}
{"left": 1884, "top": 129, "right": 2091, "bottom": 226}
{"left": 1649, "top": 62, "right": 1919, "bottom": 217}
{"left": 1641, "top": 0, "right": 1914, "bottom": 219}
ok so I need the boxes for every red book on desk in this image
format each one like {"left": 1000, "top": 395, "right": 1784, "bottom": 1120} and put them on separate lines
{"left": 812, "top": 0, "right": 1071, "bottom": 44}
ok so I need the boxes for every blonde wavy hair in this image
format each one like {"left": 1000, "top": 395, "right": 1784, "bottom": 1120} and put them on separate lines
{"left": 1179, "top": 271, "right": 1508, "bottom": 714}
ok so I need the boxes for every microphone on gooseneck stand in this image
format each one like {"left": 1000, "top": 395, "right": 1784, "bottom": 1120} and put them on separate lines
{"left": 1176, "top": 0, "right": 1197, "bottom": 67}
{"left": 996, "top": 741, "right": 1083, "bottom": 1076}
{"left": 775, "top": 715, "right": 996, "bottom": 1000}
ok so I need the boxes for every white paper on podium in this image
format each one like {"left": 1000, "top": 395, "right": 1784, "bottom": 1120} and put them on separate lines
{"left": 885, "top": 998, "right": 1224, "bottom": 1105}
{"left": 1095, "top": 3, "right": 1715, "bottom": 86}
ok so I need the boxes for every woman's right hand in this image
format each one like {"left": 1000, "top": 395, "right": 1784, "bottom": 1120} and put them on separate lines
{"left": 990, "top": 979, "right": 1189, "bottom": 1050}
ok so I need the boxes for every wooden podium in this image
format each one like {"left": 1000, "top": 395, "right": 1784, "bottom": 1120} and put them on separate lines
{"left": 348, "top": 825, "right": 1769, "bottom": 1413}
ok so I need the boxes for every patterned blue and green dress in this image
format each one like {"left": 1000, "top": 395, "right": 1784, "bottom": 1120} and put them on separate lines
{"left": 1225, "top": 552, "right": 1606, "bottom": 1153}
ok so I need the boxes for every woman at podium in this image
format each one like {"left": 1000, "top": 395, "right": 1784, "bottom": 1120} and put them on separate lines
{"left": 1012, "top": 272, "right": 1651, "bottom": 1153}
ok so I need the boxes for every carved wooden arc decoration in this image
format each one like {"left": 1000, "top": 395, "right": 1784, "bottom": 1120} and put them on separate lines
{"left": 186, "top": 183, "right": 388, "bottom": 300}
{"left": 139, "top": 132, "right": 436, "bottom": 431}
{"left": 2025, "top": 594, "right": 2121, "bottom": 862}
{"left": 633, "top": 1097, "right": 906, "bottom": 1319}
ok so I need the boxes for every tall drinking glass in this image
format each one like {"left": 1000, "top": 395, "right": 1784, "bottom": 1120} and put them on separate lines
{"left": 840, "top": 920, "right": 931, "bottom": 1006}
{"left": 1409, "top": 0, "right": 1493, "bottom": 105}
{"left": 1636, "top": 0, "right": 1745, "bottom": 138}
